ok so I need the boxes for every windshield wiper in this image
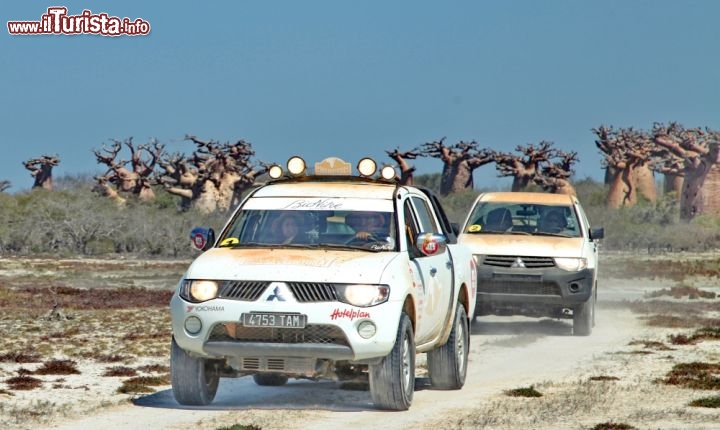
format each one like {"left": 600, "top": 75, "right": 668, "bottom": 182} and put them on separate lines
{"left": 316, "top": 242, "right": 382, "bottom": 252}
{"left": 468, "top": 230, "right": 531, "bottom": 235}
{"left": 532, "top": 232, "right": 571, "bottom": 238}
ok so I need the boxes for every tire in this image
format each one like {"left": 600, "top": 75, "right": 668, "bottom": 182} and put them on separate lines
{"left": 369, "top": 312, "right": 415, "bottom": 411}
{"left": 427, "top": 304, "right": 469, "bottom": 389}
{"left": 253, "top": 373, "right": 289, "bottom": 386}
{"left": 573, "top": 292, "right": 595, "bottom": 336}
{"left": 171, "top": 337, "right": 220, "bottom": 405}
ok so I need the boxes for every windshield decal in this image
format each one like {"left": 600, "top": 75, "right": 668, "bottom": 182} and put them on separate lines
{"left": 284, "top": 199, "right": 343, "bottom": 210}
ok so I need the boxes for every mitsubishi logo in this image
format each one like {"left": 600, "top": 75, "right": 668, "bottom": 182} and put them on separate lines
{"left": 510, "top": 257, "right": 526, "bottom": 268}
{"left": 266, "top": 286, "right": 286, "bottom": 301}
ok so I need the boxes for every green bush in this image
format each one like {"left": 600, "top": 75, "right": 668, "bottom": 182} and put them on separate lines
{"left": 1, "top": 176, "right": 719, "bottom": 257}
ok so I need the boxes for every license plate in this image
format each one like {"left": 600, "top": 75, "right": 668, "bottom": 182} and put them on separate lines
{"left": 241, "top": 312, "right": 307, "bottom": 328}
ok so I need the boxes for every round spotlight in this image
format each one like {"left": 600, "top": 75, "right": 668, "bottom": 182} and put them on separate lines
{"left": 268, "top": 164, "right": 284, "bottom": 179}
{"left": 184, "top": 316, "right": 202, "bottom": 335}
{"left": 357, "top": 320, "right": 377, "bottom": 339}
{"left": 380, "top": 165, "right": 397, "bottom": 180}
{"left": 287, "top": 156, "right": 306, "bottom": 176}
{"left": 357, "top": 158, "right": 377, "bottom": 177}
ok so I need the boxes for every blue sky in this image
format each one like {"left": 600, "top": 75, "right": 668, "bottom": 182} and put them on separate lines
{"left": 3, "top": 1, "right": 719, "bottom": 193}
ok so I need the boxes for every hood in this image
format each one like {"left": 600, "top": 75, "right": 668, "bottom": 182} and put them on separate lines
{"left": 458, "top": 234, "right": 585, "bottom": 257}
{"left": 185, "top": 247, "right": 399, "bottom": 284}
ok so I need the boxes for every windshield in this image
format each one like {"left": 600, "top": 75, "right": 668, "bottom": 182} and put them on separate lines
{"left": 218, "top": 208, "right": 398, "bottom": 251}
{"left": 465, "top": 202, "right": 581, "bottom": 237}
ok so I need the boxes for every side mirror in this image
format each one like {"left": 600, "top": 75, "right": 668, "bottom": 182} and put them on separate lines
{"left": 589, "top": 227, "right": 604, "bottom": 240}
{"left": 450, "top": 222, "right": 460, "bottom": 236}
{"left": 415, "top": 232, "right": 448, "bottom": 257}
{"left": 190, "top": 227, "right": 215, "bottom": 251}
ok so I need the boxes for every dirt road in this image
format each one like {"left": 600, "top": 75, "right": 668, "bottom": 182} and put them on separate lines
{"left": 48, "top": 301, "right": 653, "bottom": 430}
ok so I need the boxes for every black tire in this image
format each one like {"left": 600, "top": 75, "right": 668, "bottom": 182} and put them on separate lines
{"left": 171, "top": 337, "right": 219, "bottom": 405}
{"left": 427, "top": 304, "right": 469, "bottom": 389}
{"left": 253, "top": 373, "right": 289, "bottom": 386}
{"left": 369, "top": 312, "right": 415, "bottom": 411}
{"left": 573, "top": 292, "right": 595, "bottom": 336}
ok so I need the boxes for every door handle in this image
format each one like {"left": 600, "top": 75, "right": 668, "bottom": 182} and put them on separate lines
{"left": 430, "top": 268, "right": 437, "bottom": 277}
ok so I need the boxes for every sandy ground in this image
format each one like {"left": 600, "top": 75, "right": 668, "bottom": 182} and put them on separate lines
{"left": 2, "top": 254, "right": 719, "bottom": 430}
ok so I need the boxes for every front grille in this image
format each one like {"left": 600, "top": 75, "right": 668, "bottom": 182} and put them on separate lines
{"left": 218, "top": 281, "right": 270, "bottom": 301}
{"left": 217, "top": 281, "right": 338, "bottom": 303}
{"left": 287, "top": 282, "right": 338, "bottom": 302}
{"left": 478, "top": 282, "right": 561, "bottom": 296}
{"left": 482, "top": 255, "right": 555, "bottom": 268}
{"left": 210, "top": 323, "right": 349, "bottom": 346}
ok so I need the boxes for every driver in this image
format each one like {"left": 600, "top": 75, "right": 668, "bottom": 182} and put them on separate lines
{"left": 346, "top": 211, "right": 387, "bottom": 240}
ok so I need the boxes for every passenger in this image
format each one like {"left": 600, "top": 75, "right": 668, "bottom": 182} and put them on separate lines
{"left": 538, "top": 209, "right": 567, "bottom": 234}
{"left": 484, "top": 208, "right": 513, "bottom": 232}
{"left": 346, "top": 211, "right": 387, "bottom": 240}
{"left": 273, "top": 213, "right": 305, "bottom": 244}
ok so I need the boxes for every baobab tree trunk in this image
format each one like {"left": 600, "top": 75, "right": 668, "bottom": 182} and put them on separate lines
{"left": 663, "top": 173, "right": 684, "bottom": 196}
{"left": 634, "top": 163, "right": 657, "bottom": 203}
{"left": 606, "top": 168, "right": 637, "bottom": 209}
{"left": 440, "top": 162, "right": 473, "bottom": 195}
{"left": 511, "top": 175, "right": 532, "bottom": 192}
{"left": 603, "top": 166, "right": 616, "bottom": 186}
{"left": 555, "top": 182, "right": 577, "bottom": 196}
{"left": 680, "top": 159, "right": 720, "bottom": 220}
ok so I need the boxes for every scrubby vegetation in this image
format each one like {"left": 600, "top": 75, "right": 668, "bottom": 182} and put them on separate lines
{"left": 1, "top": 174, "right": 719, "bottom": 257}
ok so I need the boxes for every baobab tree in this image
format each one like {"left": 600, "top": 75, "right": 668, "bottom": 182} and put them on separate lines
{"left": 593, "top": 125, "right": 657, "bottom": 208}
{"left": 417, "top": 138, "right": 494, "bottom": 195}
{"left": 385, "top": 147, "right": 419, "bottom": 185}
{"left": 157, "top": 135, "right": 267, "bottom": 213}
{"left": 648, "top": 145, "right": 685, "bottom": 197}
{"left": 652, "top": 122, "right": 720, "bottom": 220}
{"left": 93, "top": 138, "right": 164, "bottom": 202}
{"left": 92, "top": 175, "right": 127, "bottom": 206}
{"left": 494, "top": 141, "right": 554, "bottom": 192}
{"left": 23, "top": 155, "right": 60, "bottom": 190}
{"left": 533, "top": 150, "right": 579, "bottom": 196}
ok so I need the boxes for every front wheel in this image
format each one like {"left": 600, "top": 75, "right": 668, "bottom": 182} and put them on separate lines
{"left": 427, "top": 304, "right": 469, "bottom": 389}
{"left": 369, "top": 312, "right": 415, "bottom": 410}
{"left": 171, "top": 337, "right": 220, "bottom": 405}
{"left": 573, "top": 292, "right": 595, "bottom": 336}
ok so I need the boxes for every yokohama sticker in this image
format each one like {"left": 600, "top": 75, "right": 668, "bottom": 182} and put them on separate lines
{"left": 186, "top": 305, "right": 224, "bottom": 312}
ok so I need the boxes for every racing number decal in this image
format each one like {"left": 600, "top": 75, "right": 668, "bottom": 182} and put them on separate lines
{"left": 192, "top": 232, "right": 206, "bottom": 249}
{"left": 421, "top": 234, "right": 439, "bottom": 255}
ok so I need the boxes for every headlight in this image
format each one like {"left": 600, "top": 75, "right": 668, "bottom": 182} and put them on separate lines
{"left": 336, "top": 284, "right": 389, "bottom": 307}
{"left": 180, "top": 279, "right": 220, "bottom": 302}
{"left": 554, "top": 257, "right": 588, "bottom": 272}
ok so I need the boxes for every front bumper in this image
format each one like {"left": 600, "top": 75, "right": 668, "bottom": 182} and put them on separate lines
{"left": 475, "top": 258, "right": 595, "bottom": 317}
{"left": 170, "top": 294, "right": 401, "bottom": 363}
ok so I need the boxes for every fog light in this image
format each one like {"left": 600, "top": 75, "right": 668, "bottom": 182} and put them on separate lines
{"left": 357, "top": 320, "right": 376, "bottom": 339}
{"left": 184, "top": 316, "right": 202, "bottom": 335}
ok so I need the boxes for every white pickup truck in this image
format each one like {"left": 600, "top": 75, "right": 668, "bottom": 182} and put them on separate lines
{"left": 169, "top": 156, "right": 476, "bottom": 411}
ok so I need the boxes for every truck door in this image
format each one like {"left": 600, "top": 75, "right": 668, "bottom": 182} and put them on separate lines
{"left": 404, "top": 196, "right": 454, "bottom": 344}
